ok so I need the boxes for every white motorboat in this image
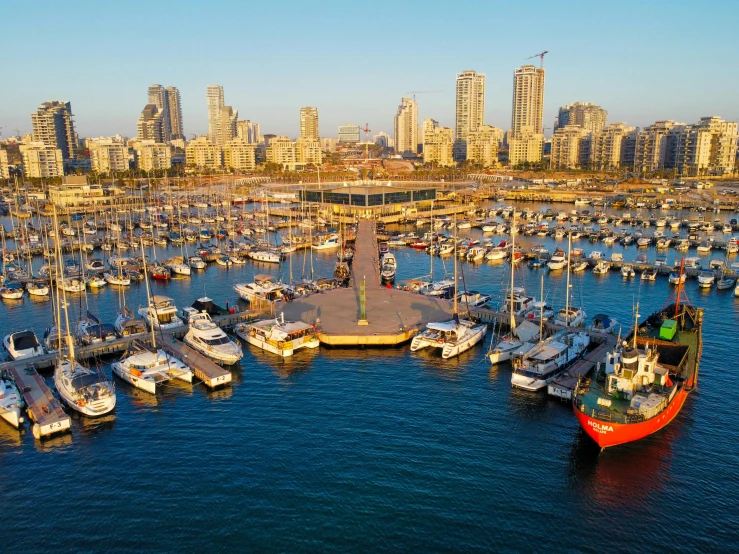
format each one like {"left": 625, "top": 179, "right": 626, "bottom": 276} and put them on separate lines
{"left": 593, "top": 261, "right": 610, "bottom": 275}
{"left": 188, "top": 256, "right": 207, "bottom": 269}
{"left": 641, "top": 267, "right": 658, "bottom": 281}
{"left": 410, "top": 317, "right": 487, "bottom": 359}
{"left": 229, "top": 255, "right": 246, "bottom": 265}
{"left": 86, "top": 275, "right": 107, "bottom": 288}
{"left": 511, "top": 330, "right": 590, "bottom": 391}
{"left": 716, "top": 277, "right": 736, "bottom": 290}
{"left": 621, "top": 265, "right": 636, "bottom": 278}
{"left": 234, "top": 315, "right": 320, "bottom": 357}
{"left": 587, "top": 314, "right": 620, "bottom": 335}
{"left": 0, "top": 376, "right": 23, "bottom": 428}
{"left": 547, "top": 252, "right": 567, "bottom": 270}
{"left": 182, "top": 308, "right": 242, "bottom": 365}
{"left": 485, "top": 247, "right": 507, "bottom": 261}
{"left": 112, "top": 346, "right": 193, "bottom": 394}
{"left": 380, "top": 252, "right": 397, "bottom": 283}
{"left": 456, "top": 290, "right": 491, "bottom": 308}
{"left": 114, "top": 309, "right": 147, "bottom": 337}
{"left": 3, "top": 330, "right": 44, "bottom": 360}
{"left": 234, "top": 275, "right": 285, "bottom": 304}
{"left": 697, "top": 271, "right": 715, "bottom": 288}
{"left": 168, "top": 262, "right": 191, "bottom": 276}
{"left": 500, "top": 287, "right": 535, "bottom": 317}
{"left": 138, "top": 295, "right": 183, "bottom": 330}
{"left": 312, "top": 233, "right": 340, "bottom": 250}
{"left": 668, "top": 272, "right": 686, "bottom": 285}
{"left": 248, "top": 250, "right": 281, "bottom": 263}
{"left": 571, "top": 261, "right": 588, "bottom": 273}
{"left": 86, "top": 258, "right": 105, "bottom": 271}
{"left": 696, "top": 241, "right": 712, "bottom": 254}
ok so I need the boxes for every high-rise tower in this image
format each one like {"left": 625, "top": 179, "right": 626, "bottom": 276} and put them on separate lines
{"left": 300, "top": 107, "right": 319, "bottom": 140}
{"left": 206, "top": 85, "right": 225, "bottom": 141}
{"left": 454, "top": 70, "right": 486, "bottom": 161}
{"left": 394, "top": 97, "right": 418, "bottom": 157}
{"left": 511, "top": 65, "right": 545, "bottom": 137}
{"left": 31, "top": 101, "right": 78, "bottom": 159}
{"left": 166, "top": 86, "right": 184, "bottom": 140}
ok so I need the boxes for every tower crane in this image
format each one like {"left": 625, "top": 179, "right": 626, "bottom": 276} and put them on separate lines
{"left": 359, "top": 123, "right": 371, "bottom": 160}
{"left": 526, "top": 50, "right": 549, "bottom": 69}
{"left": 404, "top": 90, "right": 444, "bottom": 102}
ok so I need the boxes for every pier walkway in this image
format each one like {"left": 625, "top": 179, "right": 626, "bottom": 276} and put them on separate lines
{"left": 5, "top": 364, "right": 71, "bottom": 439}
{"left": 159, "top": 335, "right": 232, "bottom": 388}
{"left": 548, "top": 333, "right": 617, "bottom": 400}
{"left": 280, "top": 219, "right": 452, "bottom": 346}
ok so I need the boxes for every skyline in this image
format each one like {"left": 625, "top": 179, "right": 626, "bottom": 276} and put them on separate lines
{"left": 3, "top": 0, "right": 739, "bottom": 139}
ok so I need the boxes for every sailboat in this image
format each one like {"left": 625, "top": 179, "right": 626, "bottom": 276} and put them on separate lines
{"left": 553, "top": 232, "right": 586, "bottom": 327}
{"left": 51, "top": 208, "right": 116, "bottom": 417}
{"left": 489, "top": 219, "right": 541, "bottom": 365}
{"left": 112, "top": 245, "right": 193, "bottom": 394}
{"left": 411, "top": 214, "right": 487, "bottom": 359}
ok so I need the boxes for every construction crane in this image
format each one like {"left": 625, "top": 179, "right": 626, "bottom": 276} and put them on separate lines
{"left": 359, "top": 123, "right": 371, "bottom": 160}
{"left": 405, "top": 90, "right": 444, "bottom": 102}
{"left": 526, "top": 50, "right": 549, "bottom": 68}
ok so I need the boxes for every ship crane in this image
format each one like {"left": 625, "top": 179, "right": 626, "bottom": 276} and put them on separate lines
{"left": 359, "top": 123, "right": 371, "bottom": 161}
{"left": 526, "top": 50, "right": 549, "bottom": 68}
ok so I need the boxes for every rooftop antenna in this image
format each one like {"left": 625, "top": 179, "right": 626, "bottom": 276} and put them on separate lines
{"left": 526, "top": 50, "right": 550, "bottom": 69}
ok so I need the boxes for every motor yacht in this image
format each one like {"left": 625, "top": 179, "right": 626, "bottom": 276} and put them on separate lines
{"left": 182, "top": 308, "right": 242, "bottom": 365}
{"left": 511, "top": 330, "right": 590, "bottom": 391}
{"left": 138, "top": 295, "right": 183, "bottom": 330}
{"left": 234, "top": 275, "right": 286, "bottom": 304}
{"left": 234, "top": 315, "right": 320, "bottom": 357}
{"left": 3, "top": 330, "right": 44, "bottom": 360}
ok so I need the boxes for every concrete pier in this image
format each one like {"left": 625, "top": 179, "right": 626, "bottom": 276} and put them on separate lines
{"left": 5, "top": 364, "right": 71, "bottom": 439}
{"left": 280, "top": 220, "right": 453, "bottom": 346}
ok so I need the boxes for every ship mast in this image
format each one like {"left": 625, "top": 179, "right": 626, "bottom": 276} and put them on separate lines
{"left": 509, "top": 211, "right": 516, "bottom": 331}
{"left": 633, "top": 302, "right": 640, "bottom": 350}
{"left": 565, "top": 231, "right": 572, "bottom": 326}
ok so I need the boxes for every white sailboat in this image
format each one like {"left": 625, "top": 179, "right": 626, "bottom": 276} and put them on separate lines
{"left": 553, "top": 232, "right": 586, "bottom": 327}
{"left": 411, "top": 214, "right": 487, "bottom": 359}
{"left": 0, "top": 374, "right": 23, "bottom": 428}
{"left": 112, "top": 251, "right": 193, "bottom": 394}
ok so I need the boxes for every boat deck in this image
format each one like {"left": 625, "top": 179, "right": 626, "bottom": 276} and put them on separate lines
{"left": 548, "top": 334, "right": 617, "bottom": 400}
{"left": 4, "top": 363, "right": 71, "bottom": 439}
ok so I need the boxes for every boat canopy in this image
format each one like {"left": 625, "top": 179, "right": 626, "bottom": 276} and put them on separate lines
{"left": 513, "top": 320, "right": 539, "bottom": 343}
{"left": 192, "top": 297, "right": 225, "bottom": 316}
{"left": 531, "top": 342, "right": 568, "bottom": 361}
{"left": 150, "top": 295, "right": 174, "bottom": 307}
{"left": 427, "top": 321, "right": 459, "bottom": 332}
{"left": 11, "top": 331, "right": 39, "bottom": 350}
{"left": 254, "top": 274, "right": 277, "bottom": 284}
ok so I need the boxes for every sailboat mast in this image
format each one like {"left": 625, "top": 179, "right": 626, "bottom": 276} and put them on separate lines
{"left": 539, "top": 273, "right": 544, "bottom": 342}
{"left": 565, "top": 231, "right": 572, "bottom": 326}
{"left": 430, "top": 201, "right": 434, "bottom": 282}
{"left": 453, "top": 211, "right": 458, "bottom": 314}
{"left": 510, "top": 211, "right": 516, "bottom": 330}
{"left": 140, "top": 237, "right": 157, "bottom": 349}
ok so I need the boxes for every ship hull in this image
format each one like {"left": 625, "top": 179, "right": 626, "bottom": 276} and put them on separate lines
{"left": 574, "top": 387, "right": 689, "bottom": 448}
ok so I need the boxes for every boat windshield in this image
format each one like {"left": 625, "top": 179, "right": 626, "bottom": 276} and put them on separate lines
{"left": 203, "top": 336, "right": 231, "bottom": 346}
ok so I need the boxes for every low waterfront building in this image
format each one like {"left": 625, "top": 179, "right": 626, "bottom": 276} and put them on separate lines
{"left": 48, "top": 176, "right": 124, "bottom": 207}
{"left": 88, "top": 139, "right": 129, "bottom": 174}
{"left": 185, "top": 137, "right": 223, "bottom": 170}
{"left": 223, "top": 140, "right": 256, "bottom": 171}
{"left": 422, "top": 126, "right": 454, "bottom": 167}
{"left": 135, "top": 141, "right": 172, "bottom": 171}
{"left": 20, "top": 142, "right": 64, "bottom": 178}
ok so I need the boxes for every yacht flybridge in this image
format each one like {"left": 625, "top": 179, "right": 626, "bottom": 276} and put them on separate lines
{"left": 234, "top": 314, "right": 319, "bottom": 357}
{"left": 139, "top": 295, "right": 183, "bottom": 330}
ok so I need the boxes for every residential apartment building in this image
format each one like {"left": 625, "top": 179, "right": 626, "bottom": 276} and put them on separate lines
{"left": 148, "top": 84, "right": 171, "bottom": 141}
{"left": 223, "top": 140, "right": 257, "bottom": 171}
{"left": 466, "top": 125, "right": 503, "bottom": 167}
{"left": 186, "top": 137, "right": 223, "bottom": 170}
{"left": 295, "top": 138, "right": 322, "bottom": 166}
{"left": 266, "top": 136, "right": 297, "bottom": 169}
{"left": 512, "top": 65, "right": 545, "bottom": 136}
{"left": 31, "top": 101, "right": 78, "bottom": 159}
{"left": 423, "top": 126, "right": 454, "bottom": 167}
{"left": 555, "top": 102, "right": 608, "bottom": 134}
{"left": 454, "top": 70, "right": 486, "bottom": 161}
{"left": 338, "top": 124, "right": 360, "bottom": 144}
{"left": 213, "top": 106, "right": 238, "bottom": 146}
{"left": 167, "top": 86, "right": 184, "bottom": 140}
{"left": 135, "top": 141, "right": 172, "bottom": 171}
{"left": 373, "top": 132, "right": 391, "bottom": 149}
{"left": 634, "top": 121, "right": 678, "bottom": 174}
{"left": 510, "top": 65, "right": 545, "bottom": 164}
{"left": 88, "top": 139, "right": 129, "bottom": 173}
{"left": 665, "top": 116, "right": 739, "bottom": 176}
{"left": 394, "top": 97, "right": 418, "bottom": 157}
{"left": 236, "top": 120, "right": 262, "bottom": 144}
{"left": 421, "top": 119, "right": 439, "bottom": 155}
{"left": 20, "top": 142, "right": 64, "bottom": 178}
{"left": 206, "top": 85, "right": 225, "bottom": 141}
{"left": 549, "top": 125, "right": 589, "bottom": 169}
{"left": 589, "top": 123, "right": 637, "bottom": 170}
{"left": 137, "top": 104, "right": 165, "bottom": 142}
{"left": 300, "top": 107, "right": 319, "bottom": 140}
{"left": 0, "top": 149, "right": 9, "bottom": 179}
{"left": 508, "top": 134, "right": 545, "bottom": 166}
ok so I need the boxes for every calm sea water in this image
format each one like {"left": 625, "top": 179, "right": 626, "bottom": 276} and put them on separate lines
{"left": 2, "top": 202, "right": 738, "bottom": 552}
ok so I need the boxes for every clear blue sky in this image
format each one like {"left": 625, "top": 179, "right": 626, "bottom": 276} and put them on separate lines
{"left": 2, "top": 0, "right": 737, "bottom": 139}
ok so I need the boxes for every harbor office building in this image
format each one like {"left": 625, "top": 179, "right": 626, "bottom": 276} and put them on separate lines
{"left": 296, "top": 183, "right": 461, "bottom": 218}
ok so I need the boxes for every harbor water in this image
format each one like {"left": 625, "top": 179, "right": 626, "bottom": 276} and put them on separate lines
{"left": 2, "top": 201, "right": 739, "bottom": 552}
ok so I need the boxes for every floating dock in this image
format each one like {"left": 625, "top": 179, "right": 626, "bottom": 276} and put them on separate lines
{"left": 280, "top": 220, "right": 453, "bottom": 346}
{"left": 4, "top": 364, "right": 71, "bottom": 439}
{"left": 159, "top": 335, "right": 232, "bottom": 388}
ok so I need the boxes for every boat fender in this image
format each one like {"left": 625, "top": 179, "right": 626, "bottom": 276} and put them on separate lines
{"left": 42, "top": 404, "right": 50, "bottom": 414}
{"left": 77, "top": 399, "right": 86, "bottom": 408}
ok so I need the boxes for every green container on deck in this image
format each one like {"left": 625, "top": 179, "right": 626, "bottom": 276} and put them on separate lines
{"left": 660, "top": 319, "right": 677, "bottom": 341}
